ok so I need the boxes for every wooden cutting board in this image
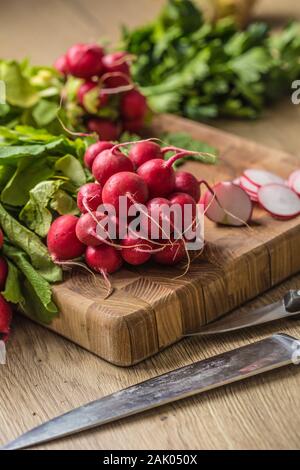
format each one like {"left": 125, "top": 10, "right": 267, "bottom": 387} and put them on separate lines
{"left": 44, "top": 114, "right": 300, "bottom": 366}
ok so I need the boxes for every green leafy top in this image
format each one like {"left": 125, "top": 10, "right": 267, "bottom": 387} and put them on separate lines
{"left": 123, "top": 0, "right": 300, "bottom": 120}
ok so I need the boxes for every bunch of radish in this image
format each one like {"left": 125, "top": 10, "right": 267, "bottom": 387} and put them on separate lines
{"left": 55, "top": 44, "right": 148, "bottom": 140}
{"left": 234, "top": 168, "right": 300, "bottom": 220}
{"left": 0, "top": 228, "right": 12, "bottom": 343}
{"left": 47, "top": 139, "right": 300, "bottom": 297}
{"left": 47, "top": 139, "right": 215, "bottom": 295}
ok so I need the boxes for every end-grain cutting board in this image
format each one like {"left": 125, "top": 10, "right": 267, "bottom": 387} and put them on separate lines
{"left": 42, "top": 115, "right": 300, "bottom": 366}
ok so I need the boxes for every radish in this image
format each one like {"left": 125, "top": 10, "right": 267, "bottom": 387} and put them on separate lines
{"left": 66, "top": 43, "right": 104, "bottom": 79}
{"left": 0, "top": 257, "right": 8, "bottom": 291}
{"left": 85, "top": 245, "right": 123, "bottom": 275}
{"left": 169, "top": 192, "right": 196, "bottom": 214}
{"left": 85, "top": 245, "right": 123, "bottom": 298}
{"left": 153, "top": 239, "right": 185, "bottom": 266}
{"left": 77, "top": 183, "right": 102, "bottom": 213}
{"left": 102, "top": 171, "right": 149, "bottom": 214}
{"left": 174, "top": 171, "right": 200, "bottom": 202}
{"left": 76, "top": 212, "right": 104, "bottom": 246}
{"left": 84, "top": 141, "right": 114, "bottom": 170}
{"left": 258, "top": 184, "right": 300, "bottom": 219}
{"left": 121, "top": 235, "right": 152, "bottom": 266}
{"left": 120, "top": 89, "right": 147, "bottom": 120}
{"left": 203, "top": 182, "right": 253, "bottom": 226}
{"left": 144, "top": 197, "right": 174, "bottom": 239}
{"left": 240, "top": 176, "right": 258, "bottom": 195}
{"left": 0, "top": 294, "right": 12, "bottom": 342}
{"left": 102, "top": 52, "right": 131, "bottom": 88}
{"left": 0, "top": 227, "right": 3, "bottom": 249}
{"left": 288, "top": 170, "right": 300, "bottom": 196}
{"left": 244, "top": 169, "right": 285, "bottom": 187}
{"left": 122, "top": 118, "right": 144, "bottom": 134}
{"left": 77, "top": 81, "right": 108, "bottom": 111}
{"left": 92, "top": 149, "right": 134, "bottom": 186}
{"left": 54, "top": 55, "right": 69, "bottom": 76}
{"left": 137, "top": 151, "right": 195, "bottom": 198}
{"left": 87, "top": 118, "right": 120, "bottom": 141}
{"left": 128, "top": 141, "right": 163, "bottom": 169}
{"left": 47, "top": 215, "right": 85, "bottom": 261}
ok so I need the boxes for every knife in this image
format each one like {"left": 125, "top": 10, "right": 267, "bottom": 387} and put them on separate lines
{"left": 2, "top": 333, "right": 300, "bottom": 450}
{"left": 185, "top": 289, "right": 300, "bottom": 336}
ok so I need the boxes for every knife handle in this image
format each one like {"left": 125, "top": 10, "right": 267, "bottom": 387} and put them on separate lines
{"left": 284, "top": 290, "right": 300, "bottom": 313}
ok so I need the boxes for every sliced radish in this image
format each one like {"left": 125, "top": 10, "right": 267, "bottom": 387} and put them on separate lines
{"left": 244, "top": 169, "right": 285, "bottom": 187}
{"left": 258, "top": 184, "right": 300, "bottom": 219}
{"left": 240, "top": 176, "right": 258, "bottom": 194}
{"left": 292, "top": 175, "right": 300, "bottom": 196}
{"left": 247, "top": 192, "right": 259, "bottom": 203}
{"left": 233, "top": 177, "right": 241, "bottom": 186}
{"left": 288, "top": 169, "right": 300, "bottom": 188}
{"left": 203, "top": 182, "right": 253, "bottom": 227}
{"left": 288, "top": 170, "right": 300, "bottom": 196}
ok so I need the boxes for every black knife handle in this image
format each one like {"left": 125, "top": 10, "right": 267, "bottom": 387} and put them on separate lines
{"left": 284, "top": 290, "right": 300, "bottom": 313}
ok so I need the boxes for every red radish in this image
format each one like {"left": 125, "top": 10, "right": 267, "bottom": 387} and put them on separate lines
{"left": 54, "top": 55, "right": 69, "bottom": 76}
{"left": 203, "top": 182, "right": 253, "bottom": 226}
{"left": 174, "top": 171, "right": 200, "bottom": 202}
{"left": 77, "top": 183, "right": 102, "bottom": 213}
{"left": 77, "top": 81, "right": 108, "bottom": 111}
{"left": 137, "top": 159, "right": 175, "bottom": 198}
{"left": 120, "top": 89, "right": 147, "bottom": 120}
{"left": 128, "top": 141, "right": 163, "bottom": 169}
{"left": 66, "top": 43, "right": 104, "bottom": 79}
{"left": 169, "top": 192, "right": 196, "bottom": 214}
{"left": 85, "top": 245, "right": 123, "bottom": 274}
{"left": 0, "top": 227, "right": 3, "bottom": 249}
{"left": 102, "top": 171, "right": 149, "bottom": 213}
{"left": 137, "top": 151, "right": 193, "bottom": 198}
{"left": 92, "top": 149, "right": 134, "bottom": 186}
{"left": 0, "top": 294, "right": 12, "bottom": 342}
{"left": 121, "top": 235, "right": 152, "bottom": 266}
{"left": 0, "top": 257, "right": 8, "bottom": 291}
{"left": 153, "top": 238, "right": 185, "bottom": 266}
{"left": 244, "top": 169, "right": 285, "bottom": 187}
{"left": 102, "top": 52, "right": 130, "bottom": 88}
{"left": 122, "top": 118, "right": 144, "bottom": 134}
{"left": 87, "top": 118, "right": 120, "bottom": 141}
{"left": 47, "top": 215, "right": 85, "bottom": 261}
{"left": 144, "top": 197, "right": 174, "bottom": 239}
{"left": 84, "top": 141, "right": 114, "bottom": 170}
{"left": 76, "top": 212, "right": 103, "bottom": 246}
{"left": 258, "top": 184, "right": 300, "bottom": 219}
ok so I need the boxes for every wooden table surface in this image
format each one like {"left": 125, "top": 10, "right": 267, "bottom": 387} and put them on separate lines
{"left": 1, "top": 0, "right": 300, "bottom": 450}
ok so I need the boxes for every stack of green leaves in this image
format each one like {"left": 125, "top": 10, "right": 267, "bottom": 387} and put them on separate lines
{"left": 0, "top": 125, "right": 91, "bottom": 323}
{"left": 0, "top": 59, "right": 63, "bottom": 131}
{"left": 122, "top": 0, "right": 300, "bottom": 120}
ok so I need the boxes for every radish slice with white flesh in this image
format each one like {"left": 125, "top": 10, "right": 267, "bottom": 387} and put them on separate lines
{"left": 258, "top": 184, "right": 300, "bottom": 219}
{"left": 240, "top": 176, "right": 258, "bottom": 194}
{"left": 244, "top": 169, "right": 285, "bottom": 187}
{"left": 203, "top": 182, "right": 253, "bottom": 226}
{"left": 293, "top": 175, "right": 300, "bottom": 196}
{"left": 288, "top": 170, "right": 300, "bottom": 196}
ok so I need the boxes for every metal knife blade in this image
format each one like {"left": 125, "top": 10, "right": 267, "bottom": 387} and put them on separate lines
{"left": 2, "top": 333, "right": 299, "bottom": 450}
{"left": 185, "top": 290, "right": 300, "bottom": 336}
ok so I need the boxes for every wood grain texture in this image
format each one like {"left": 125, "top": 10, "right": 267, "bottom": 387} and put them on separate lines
{"left": 1, "top": 0, "right": 300, "bottom": 451}
{"left": 39, "top": 113, "right": 300, "bottom": 366}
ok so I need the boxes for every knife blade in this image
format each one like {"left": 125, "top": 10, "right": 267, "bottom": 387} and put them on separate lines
{"left": 2, "top": 333, "right": 299, "bottom": 450}
{"left": 185, "top": 289, "right": 300, "bottom": 336}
